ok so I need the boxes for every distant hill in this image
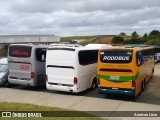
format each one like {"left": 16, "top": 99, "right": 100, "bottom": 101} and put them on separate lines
{"left": 60, "top": 36, "right": 95, "bottom": 42}
{"left": 61, "top": 29, "right": 160, "bottom": 46}
{"left": 93, "top": 36, "right": 113, "bottom": 44}
{"left": 60, "top": 35, "right": 115, "bottom": 45}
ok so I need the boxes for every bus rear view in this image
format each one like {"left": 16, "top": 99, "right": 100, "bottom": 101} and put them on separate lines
{"left": 8, "top": 44, "right": 47, "bottom": 86}
{"left": 46, "top": 47, "right": 77, "bottom": 92}
{"left": 98, "top": 49, "right": 135, "bottom": 96}
{"left": 46, "top": 45, "right": 101, "bottom": 93}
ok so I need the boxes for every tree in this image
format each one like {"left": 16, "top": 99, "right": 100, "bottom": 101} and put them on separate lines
{"left": 145, "top": 39, "right": 160, "bottom": 46}
{"left": 119, "top": 32, "right": 126, "bottom": 36}
{"left": 131, "top": 31, "right": 139, "bottom": 38}
{"left": 4, "top": 44, "right": 9, "bottom": 50}
{"left": 143, "top": 33, "right": 148, "bottom": 39}
{"left": 123, "top": 38, "right": 147, "bottom": 44}
{"left": 112, "top": 36, "right": 124, "bottom": 44}
{"left": 149, "top": 30, "right": 160, "bottom": 36}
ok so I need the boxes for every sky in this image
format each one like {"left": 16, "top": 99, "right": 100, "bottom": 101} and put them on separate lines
{"left": 0, "top": 0, "right": 160, "bottom": 36}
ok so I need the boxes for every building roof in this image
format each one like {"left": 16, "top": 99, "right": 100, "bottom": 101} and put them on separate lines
{"left": 0, "top": 35, "right": 60, "bottom": 44}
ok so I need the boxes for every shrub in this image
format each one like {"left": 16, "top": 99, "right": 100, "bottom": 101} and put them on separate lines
{"left": 111, "top": 36, "right": 124, "bottom": 44}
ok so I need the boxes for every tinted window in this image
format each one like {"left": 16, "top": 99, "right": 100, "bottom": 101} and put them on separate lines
{"left": 142, "top": 48, "right": 154, "bottom": 61}
{"left": 155, "top": 48, "right": 160, "bottom": 53}
{"left": 9, "top": 46, "right": 32, "bottom": 58}
{"left": 136, "top": 51, "right": 143, "bottom": 66}
{"left": 36, "top": 48, "right": 47, "bottom": 62}
{"left": 100, "top": 50, "right": 133, "bottom": 63}
{"left": 79, "top": 50, "right": 98, "bottom": 65}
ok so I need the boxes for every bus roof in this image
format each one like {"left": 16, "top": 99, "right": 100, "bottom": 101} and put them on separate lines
{"left": 9, "top": 44, "right": 48, "bottom": 48}
{"left": 152, "top": 45, "right": 160, "bottom": 48}
{"left": 48, "top": 44, "right": 110, "bottom": 51}
{"left": 100, "top": 46, "right": 153, "bottom": 52}
{"left": 123, "top": 44, "right": 149, "bottom": 47}
{"left": 85, "top": 44, "right": 112, "bottom": 48}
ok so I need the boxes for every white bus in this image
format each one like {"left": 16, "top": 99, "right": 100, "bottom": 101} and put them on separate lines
{"left": 46, "top": 44, "right": 111, "bottom": 93}
{"left": 8, "top": 44, "right": 48, "bottom": 86}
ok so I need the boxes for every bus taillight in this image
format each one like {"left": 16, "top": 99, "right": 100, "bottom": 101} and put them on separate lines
{"left": 74, "top": 77, "right": 78, "bottom": 85}
{"left": 31, "top": 72, "right": 35, "bottom": 79}
{"left": 132, "top": 81, "right": 135, "bottom": 89}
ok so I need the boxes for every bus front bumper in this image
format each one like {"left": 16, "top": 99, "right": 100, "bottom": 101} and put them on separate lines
{"left": 98, "top": 87, "right": 135, "bottom": 97}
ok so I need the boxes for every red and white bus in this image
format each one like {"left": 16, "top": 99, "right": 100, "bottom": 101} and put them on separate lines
{"left": 8, "top": 44, "right": 48, "bottom": 86}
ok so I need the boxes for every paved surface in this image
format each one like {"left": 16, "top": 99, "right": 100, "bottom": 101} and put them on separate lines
{"left": 0, "top": 63, "right": 160, "bottom": 120}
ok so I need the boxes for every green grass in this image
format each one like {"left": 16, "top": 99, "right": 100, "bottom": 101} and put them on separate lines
{"left": 0, "top": 102, "right": 105, "bottom": 120}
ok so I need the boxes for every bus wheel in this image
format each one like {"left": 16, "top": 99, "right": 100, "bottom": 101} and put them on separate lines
{"left": 151, "top": 68, "right": 154, "bottom": 78}
{"left": 141, "top": 80, "right": 145, "bottom": 92}
{"left": 152, "top": 68, "right": 154, "bottom": 74}
{"left": 91, "top": 78, "right": 97, "bottom": 89}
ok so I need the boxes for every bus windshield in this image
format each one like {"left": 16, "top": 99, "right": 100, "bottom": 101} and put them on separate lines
{"left": 100, "top": 50, "right": 133, "bottom": 63}
{"left": 9, "top": 46, "right": 32, "bottom": 58}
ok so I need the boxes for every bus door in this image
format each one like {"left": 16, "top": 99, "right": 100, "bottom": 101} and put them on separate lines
{"left": 35, "top": 48, "right": 47, "bottom": 85}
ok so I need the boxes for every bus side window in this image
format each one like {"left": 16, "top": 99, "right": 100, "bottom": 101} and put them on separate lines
{"left": 136, "top": 51, "right": 143, "bottom": 66}
{"left": 36, "top": 48, "right": 46, "bottom": 62}
{"left": 79, "top": 50, "right": 98, "bottom": 65}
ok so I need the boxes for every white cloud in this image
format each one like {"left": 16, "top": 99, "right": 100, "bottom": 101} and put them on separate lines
{"left": 0, "top": 0, "right": 160, "bottom": 36}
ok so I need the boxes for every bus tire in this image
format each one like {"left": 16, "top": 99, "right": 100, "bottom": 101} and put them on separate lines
{"left": 91, "top": 78, "right": 97, "bottom": 89}
{"left": 151, "top": 68, "right": 154, "bottom": 78}
{"left": 152, "top": 68, "right": 154, "bottom": 74}
{"left": 141, "top": 80, "right": 145, "bottom": 92}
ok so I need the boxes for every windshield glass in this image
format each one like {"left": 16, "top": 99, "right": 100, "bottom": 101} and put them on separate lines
{"left": 100, "top": 50, "right": 133, "bottom": 63}
{"left": 0, "top": 64, "right": 8, "bottom": 72}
